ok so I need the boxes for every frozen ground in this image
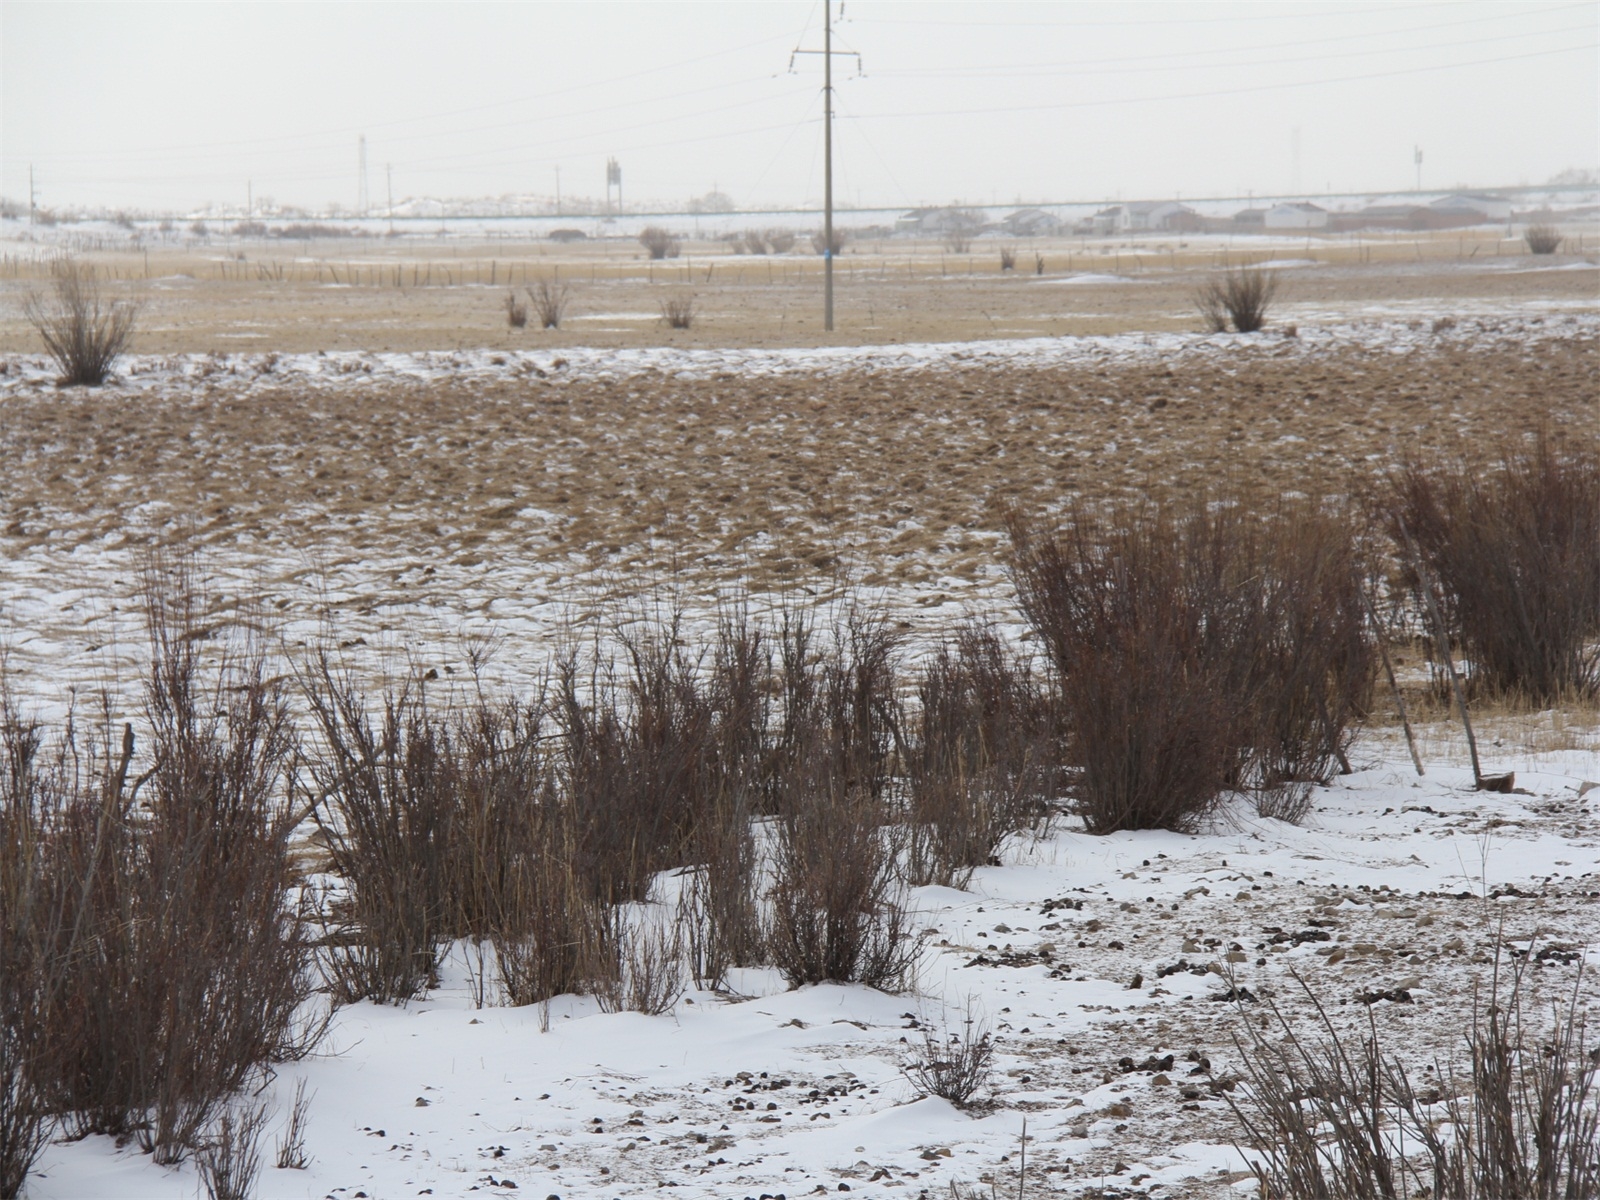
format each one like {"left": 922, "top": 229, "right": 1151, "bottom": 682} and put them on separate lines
{"left": 23, "top": 732, "right": 1600, "bottom": 1200}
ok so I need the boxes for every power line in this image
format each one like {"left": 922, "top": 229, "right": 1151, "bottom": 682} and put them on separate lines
{"left": 840, "top": 41, "right": 1597, "bottom": 122}
{"left": 867, "top": 18, "right": 1594, "bottom": 80}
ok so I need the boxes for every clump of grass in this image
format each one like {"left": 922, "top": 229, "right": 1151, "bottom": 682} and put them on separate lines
{"left": 528, "top": 281, "right": 568, "bottom": 329}
{"left": 1387, "top": 438, "right": 1600, "bottom": 702}
{"left": 505, "top": 290, "right": 527, "bottom": 328}
{"left": 1228, "top": 950, "right": 1599, "bottom": 1199}
{"left": 903, "top": 999, "right": 995, "bottom": 1109}
{"left": 1196, "top": 266, "right": 1278, "bottom": 333}
{"left": 660, "top": 294, "right": 695, "bottom": 329}
{"left": 23, "top": 260, "right": 140, "bottom": 385}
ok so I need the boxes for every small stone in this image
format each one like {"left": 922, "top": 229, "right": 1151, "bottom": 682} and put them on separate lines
{"left": 1225, "top": 951, "right": 1248, "bottom": 964}
{"left": 1150, "top": 1073, "right": 1171, "bottom": 1086}
{"left": 1182, "top": 939, "right": 1202, "bottom": 954}
{"left": 415, "top": 1097, "right": 430, "bottom": 1107}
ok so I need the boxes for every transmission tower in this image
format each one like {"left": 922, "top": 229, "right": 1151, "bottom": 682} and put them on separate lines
{"left": 359, "top": 135, "right": 369, "bottom": 215}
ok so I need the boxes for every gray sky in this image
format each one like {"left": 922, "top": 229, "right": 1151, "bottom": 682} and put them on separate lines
{"left": 3, "top": 1, "right": 1595, "bottom": 214}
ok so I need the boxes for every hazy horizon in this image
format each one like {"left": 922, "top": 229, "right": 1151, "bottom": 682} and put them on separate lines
{"left": 3, "top": 1, "right": 1595, "bottom": 216}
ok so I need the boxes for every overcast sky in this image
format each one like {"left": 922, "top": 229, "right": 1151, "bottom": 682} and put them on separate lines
{"left": 2, "top": 1, "right": 1595, "bottom": 214}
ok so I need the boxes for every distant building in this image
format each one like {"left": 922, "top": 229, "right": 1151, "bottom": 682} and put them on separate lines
{"left": 895, "top": 207, "right": 986, "bottom": 235}
{"left": 1429, "top": 192, "right": 1513, "bottom": 222}
{"left": 1264, "top": 202, "right": 1329, "bottom": 230}
{"left": 1002, "top": 208, "right": 1064, "bottom": 237}
{"left": 1342, "top": 204, "right": 1476, "bottom": 231}
{"left": 1232, "top": 208, "right": 1268, "bottom": 228}
{"left": 1092, "top": 201, "right": 1199, "bottom": 234}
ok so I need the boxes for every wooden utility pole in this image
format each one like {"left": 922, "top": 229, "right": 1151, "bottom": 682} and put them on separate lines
{"left": 791, "top": 3, "right": 858, "bottom": 334}
{"left": 823, "top": 0, "right": 834, "bottom": 331}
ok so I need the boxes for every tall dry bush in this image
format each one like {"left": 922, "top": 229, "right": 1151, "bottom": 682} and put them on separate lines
{"left": 639, "top": 227, "right": 680, "bottom": 260}
{"left": 1250, "top": 506, "right": 1374, "bottom": 816}
{"left": 302, "top": 665, "right": 458, "bottom": 1004}
{"left": 1008, "top": 503, "right": 1371, "bottom": 833}
{"left": 766, "top": 613, "right": 917, "bottom": 990}
{"left": 1524, "top": 224, "right": 1563, "bottom": 254}
{"left": 904, "top": 624, "right": 1056, "bottom": 887}
{"left": 34, "top": 568, "right": 321, "bottom": 1165}
{"left": 1388, "top": 439, "right": 1600, "bottom": 702}
{"left": 23, "top": 260, "right": 140, "bottom": 385}
{"left": 1229, "top": 954, "right": 1598, "bottom": 1199}
{"left": 0, "top": 685, "right": 74, "bottom": 1199}
{"left": 1195, "top": 267, "right": 1278, "bottom": 333}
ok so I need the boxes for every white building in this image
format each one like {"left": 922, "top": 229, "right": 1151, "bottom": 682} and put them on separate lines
{"left": 1264, "top": 202, "right": 1329, "bottom": 230}
{"left": 1429, "top": 193, "right": 1513, "bottom": 222}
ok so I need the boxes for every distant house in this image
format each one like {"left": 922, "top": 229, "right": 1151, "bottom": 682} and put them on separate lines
{"left": 1429, "top": 192, "right": 1512, "bottom": 222}
{"left": 895, "top": 207, "right": 986, "bottom": 235}
{"left": 1093, "top": 201, "right": 1199, "bottom": 234}
{"left": 1232, "top": 208, "right": 1268, "bottom": 228}
{"left": 1343, "top": 204, "right": 1474, "bottom": 231}
{"left": 1002, "top": 208, "right": 1064, "bottom": 237}
{"left": 1264, "top": 202, "right": 1328, "bottom": 230}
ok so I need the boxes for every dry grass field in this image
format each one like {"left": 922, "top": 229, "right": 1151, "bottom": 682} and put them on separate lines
{"left": 0, "top": 233, "right": 1595, "bottom": 704}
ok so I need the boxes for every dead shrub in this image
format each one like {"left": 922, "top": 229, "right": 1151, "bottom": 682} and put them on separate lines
{"left": 1524, "top": 224, "right": 1563, "bottom": 254}
{"left": 904, "top": 624, "right": 1056, "bottom": 888}
{"left": 766, "top": 230, "right": 797, "bottom": 254}
{"left": 639, "top": 226, "right": 681, "bottom": 260}
{"left": 903, "top": 999, "right": 994, "bottom": 1109}
{"left": 1195, "top": 266, "right": 1278, "bottom": 333}
{"left": 1228, "top": 952, "right": 1598, "bottom": 1199}
{"left": 810, "top": 228, "right": 847, "bottom": 256}
{"left": 1008, "top": 502, "right": 1371, "bottom": 833}
{"left": 488, "top": 817, "right": 611, "bottom": 1007}
{"left": 528, "top": 281, "right": 569, "bottom": 329}
{"left": 595, "top": 909, "right": 685, "bottom": 1015}
{"left": 767, "top": 776, "right": 917, "bottom": 990}
{"left": 197, "top": 1103, "right": 268, "bottom": 1200}
{"left": 22, "top": 260, "right": 140, "bottom": 385}
{"left": 301, "top": 664, "right": 456, "bottom": 1005}
{"left": 659, "top": 294, "right": 695, "bottom": 329}
{"left": 1249, "top": 505, "right": 1374, "bottom": 803}
{"left": 33, "top": 564, "right": 322, "bottom": 1165}
{"left": 505, "top": 290, "right": 527, "bottom": 328}
{"left": 272, "top": 1079, "right": 312, "bottom": 1170}
{"left": 767, "top": 615, "right": 916, "bottom": 990}
{"left": 0, "top": 683, "right": 74, "bottom": 1200}
{"left": 555, "top": 621, "right": 721, "bottom": 906}
{"left": 999, "top": 247, "right": 1016, "bottom": 271}
{"left": 1388, "top": 439, "right": 1600, "bottom": 701}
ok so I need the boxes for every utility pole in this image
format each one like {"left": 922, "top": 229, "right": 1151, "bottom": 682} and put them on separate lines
{"left": 29, "top": 164, "right": 35, "bottom": 225}
{"left": 359, "top": 134, "right": 369, "bottom": 215}
{"left": 555, "top": 165, "right": 561, "bottom": 216}
{"left": 791, "top": 2, "right": 859, "bottom": 334}
{"left": 387, "top": 164, "right": 394, "bottom": 235}
{"left": 1414, "top": 145, "right": 1423, "bottom": 193}
{"left": 247, "top": 179, "right": 253, "bottom": 219}
{"left": 823, "top": 2, "right": 834, "bottom": 331}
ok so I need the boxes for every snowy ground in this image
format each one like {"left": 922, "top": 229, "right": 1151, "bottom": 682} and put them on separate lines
{"left": 22, "top": 720, "right": 1600, "bottom": 1200}
{"left": 5, "top": 300, "right": 1598, "bottom": 1197}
